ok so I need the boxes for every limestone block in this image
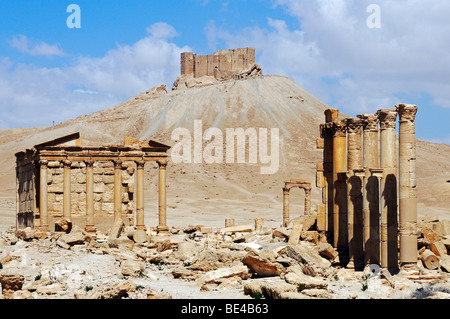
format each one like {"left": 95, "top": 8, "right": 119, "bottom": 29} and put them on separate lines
{"left": 102, "top": 202, "right": 114, "bottom": 213}
{"left": 103, "top": 167, "right": 115, "bottom": 175}
{"left": 120, "top": 259, "right": 145, "bottom": 277}
{"left": 198, "top": 263, "right": 249, "bottom": 285}
{"left": 93, "top": 174, "right": 103, "bottom": 183}
{"left": 242, "top": 254, "right": 284, "bottom": 277}
{"left": 284, "top": 272, "right": 328, "bottom": 290}
{"left": 102, "top": 175, "right": 114, "bottom": 184}
{"left": 430, "top": 241, "right": 447, "bottom": 257}
{"left": 93, "top": 182, "right": 106, "bottom": 193}
{"left": 76, "top": 173, "right": 86, "bottom": 184}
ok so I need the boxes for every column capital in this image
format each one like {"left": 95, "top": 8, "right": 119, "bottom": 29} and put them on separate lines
{"left": 396, "top": 104, "right": 417, "bottom": 122}
{"left": 113, "top": 159, "right": 123, "bottom": 169}
{"left": 136, "top": 160, "right": 145, "bottom": 169}
{"left": 344, "top": 118, "right": 363, "bottom": 134}
{"left": 62, "top": 160, "right": 72, "bottom": 167}
{"left": 157, "top": 159, "right": 168, "bottom": 168}
{"left": 357, "top": 114, "right": 379, "bottom": 132}
{"left": 84, "top": 160, "right": 94, "bottom": 167}
{"left": 323, "top": 121, "right": 346, "bottom": 137}
{"left": 39, "top": 159, "right": 49, "bottom": 167}
{"left": 377, "top": 109, "right": 397, "bottom": 130}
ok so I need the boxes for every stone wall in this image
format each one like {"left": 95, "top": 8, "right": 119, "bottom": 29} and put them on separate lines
{"left": 181, "top": 47, "right": 256, "bottom": 78}
{"left": 43, "top": 161, "right": 136, "bottom": 217}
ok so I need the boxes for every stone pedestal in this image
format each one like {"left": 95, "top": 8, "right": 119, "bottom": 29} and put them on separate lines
{"left": 396, "top": 104, "right": 418, "bottom": 266}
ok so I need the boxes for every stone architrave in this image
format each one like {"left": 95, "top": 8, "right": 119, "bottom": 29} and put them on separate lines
{"left": 396, "top": 104, "right": 418, "bottom": 267}
{"left": 377, "top": 109, "right": 398, "bottom": 269}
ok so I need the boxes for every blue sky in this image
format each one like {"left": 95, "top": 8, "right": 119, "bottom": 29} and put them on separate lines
{"left": 0, "top": 0, "right": 449, "bottom": 144}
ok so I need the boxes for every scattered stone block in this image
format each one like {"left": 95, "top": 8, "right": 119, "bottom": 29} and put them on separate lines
{"left": 55, "top": 219, "right": 72, "bottom": 233}
{"left": 242, "top": 254, "right": 283, "bottom": 277}
{"left": 430, "top": 241, "right": 447, "bottom": 257}
{"left": 220, "top": 225, "right": 253, "bottom": 234}
{"left": 16, "top": 227, "right": 35, "bottom": 241}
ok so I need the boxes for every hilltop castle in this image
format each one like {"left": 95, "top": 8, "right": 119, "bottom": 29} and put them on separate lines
{"left": 173, "top": 47, "right": 262, "bottom": 90}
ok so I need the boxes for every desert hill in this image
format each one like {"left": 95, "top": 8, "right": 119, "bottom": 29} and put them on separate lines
{"left": 0, "top": 74, "right": 449, "bottom": 231}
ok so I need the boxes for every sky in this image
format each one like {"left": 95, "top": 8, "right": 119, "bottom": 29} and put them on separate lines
{"left": 0, "top": 0, "right": 449, "bottom": 144}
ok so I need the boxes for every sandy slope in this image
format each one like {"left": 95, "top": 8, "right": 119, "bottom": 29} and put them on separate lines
{"left": 0, "top": 75, "right": 448, "bottom": 232}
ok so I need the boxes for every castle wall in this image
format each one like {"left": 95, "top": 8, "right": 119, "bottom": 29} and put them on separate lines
{"left": 181, "top": 47, "right": 256, "bottom": 78}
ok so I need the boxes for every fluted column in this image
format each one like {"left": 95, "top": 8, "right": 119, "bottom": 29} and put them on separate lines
{"left": 357, "top": 113, "right": 380, "bottom": 264}
{"left": 282, "top": 187, "right": 290, "bottom": 227}
{"left": 377, "top": 109, "right": 398, "bottom": 269}
{"left": 396, "top": 104, "right": 418, "bottom": 267}
{"left": 39, "top": 160, "right": 49, "bottom": 231}
{"left": 344, "top": 118, "right": 364, "bottom": 268}
{"left": 63, "top": 160, "right": 72, "bottom": 221}
{"left": 85, "top": 160, "right": 96, "bottom": 234}
{"left": 136, "top": 160, "right": 146, "bottom": 231}
{"left": 114, "top": 159, "right": 122, "bottom": 222}
{"left": 157, "top": 159, "right": 169, "bottom": 234}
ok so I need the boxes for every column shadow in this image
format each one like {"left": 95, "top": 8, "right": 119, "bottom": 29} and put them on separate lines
{"left": 349, "top": 175, "right": 364, "bottom": 270}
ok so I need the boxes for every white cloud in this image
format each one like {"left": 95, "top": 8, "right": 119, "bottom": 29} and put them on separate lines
{"left": 206, "top": 0, "right": 450, "bottom": 114}
{"left": 0, "top": 23, "right": 191, "bottom": 129}
{"left": 9, "top": 35, "right": 66, "bottom": 57}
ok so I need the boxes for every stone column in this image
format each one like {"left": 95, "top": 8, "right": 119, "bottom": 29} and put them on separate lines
{"left": 344, "top": 118, "right": 363, "bottom": 268}
{"left": 396, "top": 104, "right": 418, "bottom": 267}
{"left": 282, "top": 187, "right": 290, "bottom": 227}
{"left": 331, "top": 121, "right": 347, "bottom": 250}
{"left": 377, "top": 109, "right": 398, "bottom": 269}
{"left": 357, "top": 113, "right": 380, "bottom": 264}
{"left": 157, "top": 160, "right": 169, "bottom": 234}
{"left": 136, "top": 160, "right": 146, "bottom": 231}
{"left": 85, "top": 160, "right": 96, "bottom": 234}
{"left": 322, "top": 109, "right": 338, "bottom": 236}
{"left": 114, "top": 159, "right": 122, "bottom": 222}
{"left": 39, "top": 160, "right": 49, "bottom": 231}
{"left": 63, "top": 160, "right": 72, "bottom": 221}
{"left": 304, "top": 188, "right": 311, "bottom": 216}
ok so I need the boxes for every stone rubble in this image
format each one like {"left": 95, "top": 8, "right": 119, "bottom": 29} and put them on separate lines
{"left": 1, "top": 214, "right": 449, "bottom": 299}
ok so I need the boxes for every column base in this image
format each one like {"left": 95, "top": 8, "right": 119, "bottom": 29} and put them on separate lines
{"left": 157, "top": 225, "right": 170, "bottom": 236}
{"left": 136, "top": 225, "right": 147, "bottom": 231}
{"left": 85, "top": 225, "right": 97, "bottom": 234}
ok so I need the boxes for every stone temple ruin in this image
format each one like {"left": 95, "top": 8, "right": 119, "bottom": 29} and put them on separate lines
{"left": 15, "top": 133, "right": 171, "bottom": 236}
{"left": 314, "top": 104, "right": 419, "bottom": 270}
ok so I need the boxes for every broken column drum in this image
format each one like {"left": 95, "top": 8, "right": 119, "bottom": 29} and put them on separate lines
{"left": 396, "top": 104, "right": 418, "bottom": 266}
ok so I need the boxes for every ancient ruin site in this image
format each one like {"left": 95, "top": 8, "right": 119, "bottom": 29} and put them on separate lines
{"left": 0, "top": 47, "right": 450, "bottom": 301}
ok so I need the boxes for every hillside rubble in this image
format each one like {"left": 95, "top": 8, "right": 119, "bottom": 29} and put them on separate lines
{"left": 1, "top": 214, "right": 449, "bottom": 300}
